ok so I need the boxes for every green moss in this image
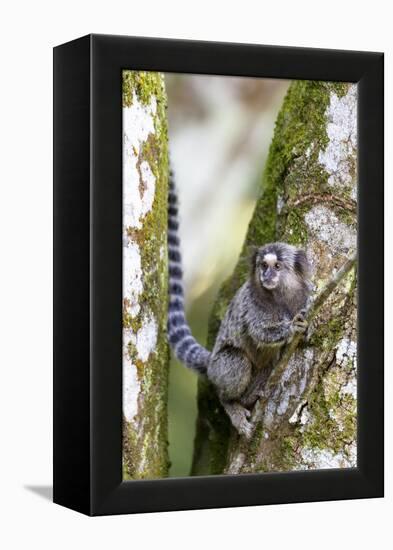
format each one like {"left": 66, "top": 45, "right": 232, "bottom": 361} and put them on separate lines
{"left": 300, "top": 364, "right": 356, "bottom": 456}
{"left": 240, "top": 427, "right": 299, "bottom": 474}
{"left": 122, "top": 418, "right": 138, "bottom": 479}
{"left": 266, "top": 434, "right": 298, "bottom": 472}
{"left": 123, "top": 311, "right": 143, "bottom": 333}
{"left": 271, "top": 81, "right": 349, "bottom": 206}
{"left": 309, "top": 279, "right": 355, "bottom": 351}
{"left": 337, "top": 208, "right": 356, "bottom": 228}
{"left": 123, "top": 70, "right": 167, "bottom": 108}
{"left": 280, "top": 207, "right": 309, "bottom": 245}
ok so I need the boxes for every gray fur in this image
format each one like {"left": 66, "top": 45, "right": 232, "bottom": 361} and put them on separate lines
{"left": 167, "top": 171, "right": 312, "bottom": 438}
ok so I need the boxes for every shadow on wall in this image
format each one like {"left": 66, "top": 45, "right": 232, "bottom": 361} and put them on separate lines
{"left": 24, "top": 485, "right": 52, "bottom": 501}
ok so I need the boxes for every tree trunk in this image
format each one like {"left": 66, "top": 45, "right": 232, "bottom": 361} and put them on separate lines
{"left": 192, "top": 81, "right": 357, "bottom": 475}
{"left": 122, "top": 71, "right": 170, "bottom": 479}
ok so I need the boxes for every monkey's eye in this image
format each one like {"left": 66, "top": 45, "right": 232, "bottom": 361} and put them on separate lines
{"left": 261, "top": 261, "right": 268, "bottom": 269}
{"left": 275, "top": 262, "right": 281, "bottom": 270}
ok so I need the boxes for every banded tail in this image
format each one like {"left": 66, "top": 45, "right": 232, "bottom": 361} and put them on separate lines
{"left": 167, "top": 170, "right": 211, "bottom": 375}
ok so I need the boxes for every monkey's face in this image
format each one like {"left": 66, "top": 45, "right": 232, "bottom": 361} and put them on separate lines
{"left": 257, "top": 252, "right": 282, "bottom": 290}
{"left": 252, "top": 242, "right": 311, "bottom": 294}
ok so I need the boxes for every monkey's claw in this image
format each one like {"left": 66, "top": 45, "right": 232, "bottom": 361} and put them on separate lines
{"left": 293, "top": 312, "right": 308, "bottom": 334}
{"left": 293, "top": 312, "right": 305, "bottom": 322}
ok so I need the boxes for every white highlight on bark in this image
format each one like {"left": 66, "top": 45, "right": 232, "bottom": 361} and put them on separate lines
{"left": 341, "top": 378, "right": 357, "bottom": 399}
{"left": 123, "top": 329, "right": 140, "bottom": 422}
{"left": 305, "top": 205, "right": 356, "bottom": 255}
{"left": 336, "top": 337, "right": 357, "bottom": 369}
{"left": 123, "top": 241, "right": 143, "bottom": 318}
{"left": 265, "top": 349, "right": 314, "bottom": 427}
{"left": 122, "top": 92, "right": 159, "bottom": 424}
{"left": 318, "top": 85, "right": 357, "bottom": 191}
{"left": 289, "top": 402, "right": 311, "bottom": 427}
{"left": 123, "top": 92, "right": 157, "bottom": 230}
{"left": 300, "top": 407, "right": 311, "bottom": 426}
{"left": 299, "top": 447, "right": 354, "bottom": 469}
{"left": 136, "top": 313, "right": 158, "bottom": 362}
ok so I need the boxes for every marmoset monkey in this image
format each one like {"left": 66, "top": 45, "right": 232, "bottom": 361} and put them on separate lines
{"left": 167, "top": 171, "right": 312, "bottom": 438}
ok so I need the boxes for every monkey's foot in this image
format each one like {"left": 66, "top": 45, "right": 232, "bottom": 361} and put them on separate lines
{"left": 237, "top": 417, "right": 254, "bottom": 440}
{"left": 223, "top": 402, "right": 254, "bottom": 440}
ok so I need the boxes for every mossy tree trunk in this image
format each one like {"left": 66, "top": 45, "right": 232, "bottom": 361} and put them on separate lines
{"left": 122, "top": 71, "right": 170, "bottom": 479}
{"left": 192, "top": 81, "right": 357, "bottom": 476}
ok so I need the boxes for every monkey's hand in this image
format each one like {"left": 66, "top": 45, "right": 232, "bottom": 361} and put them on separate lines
{"left": 292, "top": 312, "right": 308, "bottom": 334}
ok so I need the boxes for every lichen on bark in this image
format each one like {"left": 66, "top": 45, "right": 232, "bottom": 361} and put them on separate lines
{"left": 192, "top": 80, "right": 358, "bottom": 476}
{"left": 122, "top": 71, "right": 170, "bottom": 479}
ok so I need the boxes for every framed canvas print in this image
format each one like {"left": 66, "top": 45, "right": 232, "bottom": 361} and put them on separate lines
{"left": 53, "top": 34, "right": 384, "bottom": 516}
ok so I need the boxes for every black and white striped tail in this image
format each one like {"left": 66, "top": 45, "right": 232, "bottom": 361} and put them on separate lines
{"left": 167, "top": 170, "right": 210, "bottom": 375}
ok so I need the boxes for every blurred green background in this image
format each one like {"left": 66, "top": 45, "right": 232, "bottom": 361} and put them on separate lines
{"left": 165, "top": 73, "right": 290, "bottom": 477}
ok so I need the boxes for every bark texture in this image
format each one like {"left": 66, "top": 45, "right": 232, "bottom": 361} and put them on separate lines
{"left": 122, "top": 71, "right": 170, "bottom": 479}
{"left": 192, "top": 81, "right": 357, "bottom": 476}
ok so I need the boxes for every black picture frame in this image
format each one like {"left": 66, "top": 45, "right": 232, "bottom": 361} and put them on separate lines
{"left": 53, "top": 34, "right": 384, "bottom": 516}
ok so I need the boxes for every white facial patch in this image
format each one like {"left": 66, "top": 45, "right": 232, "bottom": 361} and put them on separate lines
{"left": 263, "top": 253, "right": 277, "bottom": 266}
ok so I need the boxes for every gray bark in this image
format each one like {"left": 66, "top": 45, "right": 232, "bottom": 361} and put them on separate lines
{"left": 122, "top": 71, "right": 170, "bottom": 479}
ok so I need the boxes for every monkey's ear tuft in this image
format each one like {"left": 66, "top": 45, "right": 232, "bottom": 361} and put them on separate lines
{"left": 294, "top": 249, "right": 310, "bottom": 278}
